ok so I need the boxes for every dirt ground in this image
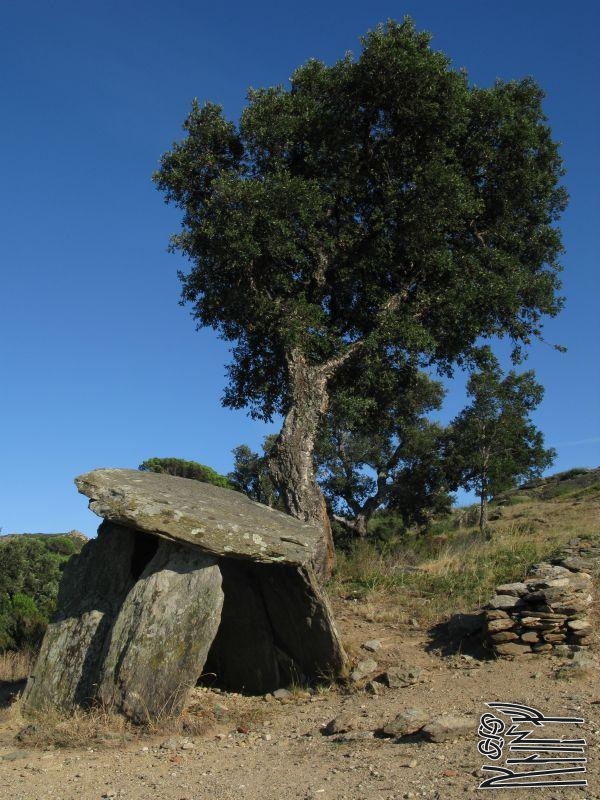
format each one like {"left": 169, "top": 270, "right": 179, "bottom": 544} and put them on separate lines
{"left": 1, "top": 596, "right": 598, "bottom": 800}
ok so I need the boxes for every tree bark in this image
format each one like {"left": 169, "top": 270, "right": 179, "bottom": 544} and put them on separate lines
{"left": 479, "top": 446, "right": 490, "bottom": 535}
{"left": 333, "top": 513, "right": 369, "bottom": 538}
{"left": 479, "top": 490, "right": 489, "bottom": 534}
{"left": 269, "top": 349, "right": 336, "bottom": 582}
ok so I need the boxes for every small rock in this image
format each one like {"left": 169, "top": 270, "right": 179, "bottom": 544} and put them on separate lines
{"left": 567, "top": 619, "right": 592, "bottom": 633}
{"left": 487, "top": 618, "right": 516, "bottom": 633}
{"left": 559, "top": 556, "right": 592, "bottom": 572}
{"left": 488, "top": 594, "right": 523, "bottom": 610}
{"left": 350, "top": 658, "right": 378, "bottom": 682}
{"left": 495, "top": 582, "right": 529, "bottom": 596}
{"left": 494, "top": 641, "right": 532, "bottom": 657}
{"left": 520, "top": 631, "right": 540, "bottom": 643}
{"left": 381, "top": 706, "right": 428, "bottom": 737}
{"left": 381, "top": 664, "right": 421, "bottom": 688}
{"left": 422, "top": 715, "right": 473, "bottom": 742}
{"left": 485, "top": 609, "right": 510, "bottom": 620}
{"left": 323, "top": 712, "right": 359, "bottom": 736}
{"left": 362, "top": 639, "right": 381, "bottom": 652}
{"left": 520, "top": 616, "right": 542, "bottom": 627}
{"left": 365, "top": 680, "right": 379, "bottom": 695}
{"left": 489, "top": 631, "right": 518, "bottom": 643}
{"left": 160, "top": 737, "right": 179, "bottom": 751}
{"left": 409, "top": 617, "right": 420, "bottom": 629}
{"left": 181, "top": 741, "right": 195, "bottom": 750}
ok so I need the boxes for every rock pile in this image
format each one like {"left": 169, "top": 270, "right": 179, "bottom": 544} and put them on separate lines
{"left": 23, "top": 469, "right": 348, "bottom": 722}
{"left": 484, "top": 543, "right": 597, "bottom": 657}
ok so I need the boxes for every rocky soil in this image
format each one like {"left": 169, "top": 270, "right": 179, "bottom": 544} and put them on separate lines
{"left": 1, "top": 594, "right": 598, "bottom": 800}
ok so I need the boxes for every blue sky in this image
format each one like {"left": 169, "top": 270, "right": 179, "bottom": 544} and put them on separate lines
{"left": 1, "top": 1, "right": 598, "bottom": 536}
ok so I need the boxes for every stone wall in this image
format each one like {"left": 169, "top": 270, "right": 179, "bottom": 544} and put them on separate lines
{"left": 484, "top": 538, "right": 599, "bottom": 657}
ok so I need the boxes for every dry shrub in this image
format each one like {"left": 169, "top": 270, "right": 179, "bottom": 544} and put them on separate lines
{"left": 9, "top": 702, "right": 135, "bottom": 749}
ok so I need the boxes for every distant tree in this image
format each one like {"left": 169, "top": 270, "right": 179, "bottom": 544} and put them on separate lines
{"left": 315, "top": 364, "right": 452, "bottom": 537}
{"left": 447, "top": 358, "right": 556, "bottom": 532}
{"left": 0, "top": 536, "right": 83, "bottom": 651}
{"left": 138, "top": 457, "right": 234, "bottom": 490}
{"left": 228, "top": 436, "right": 280, "bottom": 507}
{"left": 154, "top": 19, "right": 566, "bottom": 579}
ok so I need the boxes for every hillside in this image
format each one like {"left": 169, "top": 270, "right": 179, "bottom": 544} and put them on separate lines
{"left": 0, "top": 473, "right": 598, "bottom": 799}
{"left": 497, "top": 465, "right": 600, "bottom": 502}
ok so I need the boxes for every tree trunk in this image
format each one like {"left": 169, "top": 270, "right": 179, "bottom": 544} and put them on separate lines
{"left": 479, "top": 447, "right": 490, "bottom": 536}
{"left": 479, "top": 490, "right": 488, "bottom": 534}
{"left": 269, "top": 350, "right": 335, "bottom": 582}
{"left": 333, "top": 513, "right": 369, "bottom": 538}
{"left": 353, "top": 513, "right": 369, "bottom": 538}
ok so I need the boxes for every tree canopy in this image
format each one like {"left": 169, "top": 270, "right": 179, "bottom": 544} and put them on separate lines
{"left": 228, "top": 437, "right": 280, "bottom": 507}
{"left": 154, "top": 18, "right": 566, "bottom": 577}
{"left": 447, "top": 357, "right": 556, "bottom": 531}
{"left": 138, "top": 457, "right": 234, "bottom": 490}
{"left": 315, "top": 363, "right": 451, "bottom": 536}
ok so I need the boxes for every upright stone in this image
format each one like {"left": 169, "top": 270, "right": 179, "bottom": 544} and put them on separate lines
{"left": 98, "top": 539, "right": 223, "bottom": 722}
{"left": 22, "top": 522, "right": 136, "bottom": 712}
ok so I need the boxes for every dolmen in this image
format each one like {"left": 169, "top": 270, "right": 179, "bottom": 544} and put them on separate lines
{"left": 23, "top": 469, "right": 348, "bottom": 722}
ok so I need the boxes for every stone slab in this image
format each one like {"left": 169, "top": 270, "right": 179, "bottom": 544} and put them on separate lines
{"left": 75, "top": 468, "right": 323, "bottom": 566}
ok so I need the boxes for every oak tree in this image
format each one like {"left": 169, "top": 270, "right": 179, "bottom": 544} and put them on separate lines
{"left": 154, "top": 19, "right": 566, "bottom": 579}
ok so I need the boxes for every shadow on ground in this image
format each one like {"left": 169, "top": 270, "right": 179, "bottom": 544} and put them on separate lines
{"left": 425, "top": 612, "right": 494, "bottom": 660}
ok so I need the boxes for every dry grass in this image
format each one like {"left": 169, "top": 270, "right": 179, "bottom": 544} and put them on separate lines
{"left": 330, "top": 489, "right": 600, "bottom": 626}
{"left": 0, "top": 684, "right": 275, "bottom": 750}
{"left": 0, "top": 649, "right": 35, "bottom": 683}
{"left": 0, "top": 699, "right": 136, "bottom": 749}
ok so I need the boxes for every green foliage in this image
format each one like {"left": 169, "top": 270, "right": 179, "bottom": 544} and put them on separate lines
{"left": 365, "top": 511, "right": 407, "bottom": 545}
{"left": 154, "top": 17, "right": 566, "bottom": 425}
{"left": 138, "top": 457, "right": 235, "bottom": 490}
{"left": 447, "top": 356, "right": 556, "bottom": 528}
{"left": 227, "top": 437, "right": 280, "bottom": 506}
{"left": 0, "top": 535, "right": 83, "bottom": 651}
{"left": 315, "top": 364, "right": 453, "bottom": 534}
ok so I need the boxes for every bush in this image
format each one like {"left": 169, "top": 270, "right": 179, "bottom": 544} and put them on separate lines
{"left": 138, "top": 457, "right": 236, "bottom": 490}
{"left": 0, "top": 535, "right": 84, "bottom": 652}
